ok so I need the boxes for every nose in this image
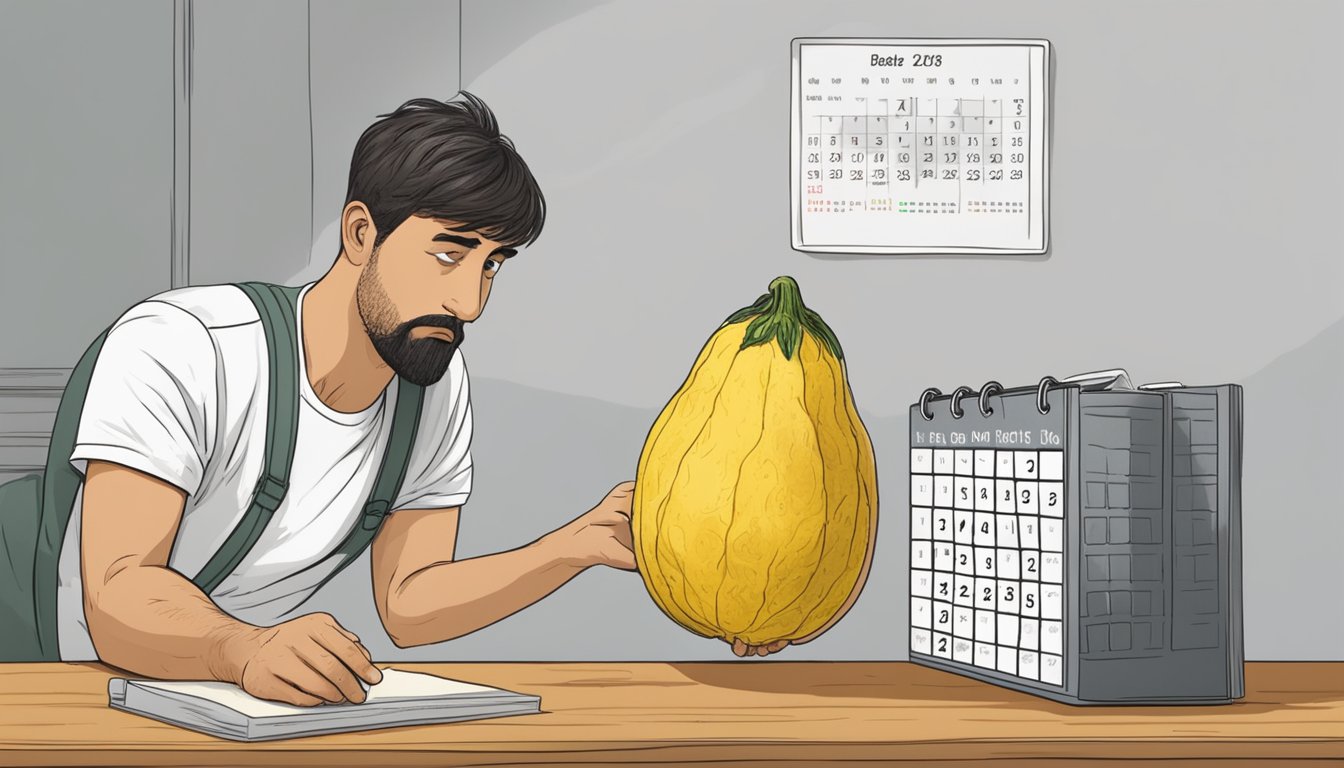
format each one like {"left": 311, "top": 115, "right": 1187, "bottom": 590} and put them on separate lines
{"left": 442, "top": 278, "right": 485, "bottom": 323}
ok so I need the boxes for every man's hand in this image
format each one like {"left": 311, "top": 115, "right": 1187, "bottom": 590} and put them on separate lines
{"left": 222, "top": 613, "right": 383, "bottom": 707}
{"left": 544, "top": 482, "right": 789, "bottom": 656}
{"left": 730, "top": 638, "right": 791, "bottom": 657}
{"left": 547, "top": 481, "right": 637, "bottom": 571}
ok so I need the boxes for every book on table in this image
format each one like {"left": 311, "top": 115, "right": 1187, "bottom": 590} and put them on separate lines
{"left": 108, "top": 667, "right": 541, "bottom": 742}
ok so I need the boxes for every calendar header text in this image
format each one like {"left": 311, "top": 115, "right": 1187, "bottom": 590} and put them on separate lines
{"left": 914, "top": 429, "right": 1062, "bottom": 447}
{"left": 868, "top": 53, "right": 943, "bottom": 67}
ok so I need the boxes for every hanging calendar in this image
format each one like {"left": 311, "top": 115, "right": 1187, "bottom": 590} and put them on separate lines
{"left": 790, "top": 38, "right": 1052, "bottom": 255}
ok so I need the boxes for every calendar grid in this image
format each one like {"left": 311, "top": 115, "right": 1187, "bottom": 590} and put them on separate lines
{"left": 864, "top": 112, "right": 871, "bottom": 209}
{"left": 910, "top": 447, "right": 1068, "bottom": 688}
{"left": 808, "top": 102, "right": 1008, "bottom": 208}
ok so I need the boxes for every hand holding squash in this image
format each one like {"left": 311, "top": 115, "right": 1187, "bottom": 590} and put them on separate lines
{"left": 548, "top": 481, "right": 638, "bottom": 571}
{"left": 731, "top": 638, "right": 791, "bottom": 657}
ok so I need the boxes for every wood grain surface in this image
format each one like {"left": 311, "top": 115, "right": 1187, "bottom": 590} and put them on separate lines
{"left": 0, "top": 661, "right": 1339, "bottom": 766}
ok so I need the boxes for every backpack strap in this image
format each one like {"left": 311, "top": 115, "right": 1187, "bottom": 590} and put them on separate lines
{"left": 33, "top": 282, "right": 301, "bottom": 655}
{"left": 194, "top": 281, "right": 425, "bottom": 597}
{"left": 32, "top": 326, "right": 116, "bottom": 658}
{"left": 192, "top": 282, "right": 302, "bottom": 595}
{"left": 307, "top": 376, "right": 424, "bottom": 593}
{"left": 29, "top": 281, "right": 423, "bottom": 658}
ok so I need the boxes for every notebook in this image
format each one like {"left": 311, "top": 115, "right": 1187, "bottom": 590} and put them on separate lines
{"left": 108, "top": 667, "right": 542, "bottom": 742}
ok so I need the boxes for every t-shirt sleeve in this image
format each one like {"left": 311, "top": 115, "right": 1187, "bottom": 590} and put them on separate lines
{"left": 392, "top": 352, "right": 473, "bottom": 511}
{"left": 68, "top": 301, "right": 217, "bottom": 496}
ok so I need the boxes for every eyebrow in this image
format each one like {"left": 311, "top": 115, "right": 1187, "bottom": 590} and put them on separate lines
{"left": 432, "top": 233, "right": 517, "bottom": 259}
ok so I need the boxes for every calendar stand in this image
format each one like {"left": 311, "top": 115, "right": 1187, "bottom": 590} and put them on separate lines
{"left": 908, "top": 371, "right": 1244, "bottom": 705}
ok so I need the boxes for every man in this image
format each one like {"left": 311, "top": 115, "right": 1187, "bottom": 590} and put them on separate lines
{"left": 63, "top": 93, "right": 780, "bottom": 707}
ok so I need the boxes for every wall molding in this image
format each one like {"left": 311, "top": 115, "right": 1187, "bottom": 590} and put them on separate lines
{"left": 172, "top": 0, "right": 193, "bottom": 289}
{"left": 0, "top": 367, "right": 69, "bottom": 473}
{"left": 0, "top": 367, "right": 71, "bottom": 394}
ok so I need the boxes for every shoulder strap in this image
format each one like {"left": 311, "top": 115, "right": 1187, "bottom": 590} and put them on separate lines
{"left": 32, "top": 325, "right": 116, "bottom": 658}
{"left": 29, "top": 282, "right": 415, "bottom": 658}
{"left": 194, "top": 281, "right": 425, "bottom": 597}
{"left": 192, "top": 282, "right": 302, "bottom": 595}
{"left": 309, "top": 376, "right": 423, "bottom": 593}
{"left": 359, "top": 379, "right": 425, "bottom": 535}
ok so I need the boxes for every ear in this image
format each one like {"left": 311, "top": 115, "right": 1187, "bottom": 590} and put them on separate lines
{"left": 341, "top": 201, "right": 376, "bottom": 267}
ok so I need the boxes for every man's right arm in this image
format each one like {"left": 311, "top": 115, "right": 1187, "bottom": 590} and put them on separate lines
{"left": 81, "top": 459, "right": 254, "bottom": 682}
{"left": 72, "top": 302, "right": 378, "bottom": 705}
{"left": 81, "top": 460, "right": 381, "bottom": 705}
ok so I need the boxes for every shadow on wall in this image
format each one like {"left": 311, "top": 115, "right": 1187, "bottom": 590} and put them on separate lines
{"left": 1235, "top": 314, "right": 1344, "bottom": 660}
{"left": 301, "top": 374, "right": 907, "bottom": 662}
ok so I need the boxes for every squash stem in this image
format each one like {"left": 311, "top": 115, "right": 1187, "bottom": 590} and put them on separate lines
{"left": 767, "top": 276, "right": 805, "bottom": 323}
{"left": 725, "top": 276, "right": 845, "bottom": 362}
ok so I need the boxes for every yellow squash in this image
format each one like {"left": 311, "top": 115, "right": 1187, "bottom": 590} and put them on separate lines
{"left": 632, "top": 276, "right": 878, "bottom": 647}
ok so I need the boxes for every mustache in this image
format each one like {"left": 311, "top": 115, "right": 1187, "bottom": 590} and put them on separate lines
{"left": 398, "top": 314, "right": 465, "bottom": 340}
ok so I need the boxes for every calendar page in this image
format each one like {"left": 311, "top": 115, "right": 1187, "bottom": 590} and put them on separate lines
{"left": 910, "top": 446, "right": 1068, "bottom": 688}
{"left": 791, "top": 38, "right": 1051, "bottom": 255}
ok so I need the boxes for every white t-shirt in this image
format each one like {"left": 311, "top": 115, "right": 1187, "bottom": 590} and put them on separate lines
{"left": 57, "top": 282, "right": 473, "bottom": 661}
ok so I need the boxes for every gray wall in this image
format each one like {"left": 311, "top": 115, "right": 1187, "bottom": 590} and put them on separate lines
{"left": 3, "top": 0, "right": 1341, "bottom": 662}
{"left": 0, "top": 0, "right": 174, "bottom": 367}
{"left": 0, "top": 0, "right": 175, "bottom": 484}
{"left": 376, "top": 0, "right": 1337, "bottom": 661}
{"left": 188, "top": 0, "right": 312, "bottom": 286}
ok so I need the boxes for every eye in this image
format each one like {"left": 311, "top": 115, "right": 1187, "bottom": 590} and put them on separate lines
{"left": 483, "top": 258, "right": 503, "bottom": 277}
{"left": 433, "top": 252, "right": 461, "bottom": 266}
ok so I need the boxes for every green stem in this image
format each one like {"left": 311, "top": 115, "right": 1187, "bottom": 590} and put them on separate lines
{"left": 720, "top": 276, "right": 845, "bottom": 362}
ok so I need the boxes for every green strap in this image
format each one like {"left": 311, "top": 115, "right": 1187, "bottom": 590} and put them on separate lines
{"left": 194, "top": 282, "right": 424, "bottom": 596}
{"left": 308, "top": 376, "right": 423, "bottom": 593}
{"left": 30, "top": 281, "right": 422, "bottom": 658}
{"left": 360, "top": 378, "right": 425, "bottom": 535}
{"left": 33, "top": 326, "right": 115, "bottom": 658}
{"left": 192, "top": 283, "right": 302, "bottom": 595}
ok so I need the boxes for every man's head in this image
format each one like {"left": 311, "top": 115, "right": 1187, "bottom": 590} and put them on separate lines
{"left": 339, "top": 92, "right": 544, "bottom": 386}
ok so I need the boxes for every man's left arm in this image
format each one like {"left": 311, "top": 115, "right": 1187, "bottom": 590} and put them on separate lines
{"left": 371, "top": 482, "right": 637, "bottom": 648}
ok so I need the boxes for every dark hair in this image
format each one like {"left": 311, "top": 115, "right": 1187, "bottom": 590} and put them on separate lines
{"left": 345, "top": 91, "right": 545, "bottom": 251}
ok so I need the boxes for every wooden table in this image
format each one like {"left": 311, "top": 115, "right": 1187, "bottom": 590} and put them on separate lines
{"left": 0, "top": 661, "right": 1339, "bottom": 766}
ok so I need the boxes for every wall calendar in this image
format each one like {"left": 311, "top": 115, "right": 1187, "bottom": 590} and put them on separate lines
{"left": 791, "top": 38, "right": 1052, "bottom": 255}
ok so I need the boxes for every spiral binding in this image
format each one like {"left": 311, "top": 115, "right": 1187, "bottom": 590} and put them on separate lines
{"left": 978, "top": 381, "right": 1003, "bottom": 416}
{"left": 918, "top": 387, "right": 942, "bottom": 421}
{"left": 949, "top": 386, "right": 975, "bottom": 419}
{"left": 919, "top": 376, "right": 1061, "bottom": 419}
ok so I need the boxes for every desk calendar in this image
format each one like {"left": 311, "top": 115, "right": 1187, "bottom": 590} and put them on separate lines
{"left": 791, "top": 38, "right": 1051, "bottom": 254}
{"left": 908, "top": 371, "right": 1244, "bottom": 705}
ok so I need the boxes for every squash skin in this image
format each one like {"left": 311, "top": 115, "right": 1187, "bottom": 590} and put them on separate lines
{"left": 632, "top": 280, "right": 878, "bottom": 647}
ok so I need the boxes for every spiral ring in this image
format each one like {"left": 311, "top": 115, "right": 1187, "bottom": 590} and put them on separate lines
{"left": 919, "top": 387, "right": 942, "bottom": 421}
{"left": 949, "top": 386, "right": 975, "bottom": 419}
{"left": 1037, "top": 376, "right": 1059, "bottom": 414}
{"left": 978, "top": 380, "right": 1003, "bottom": 417}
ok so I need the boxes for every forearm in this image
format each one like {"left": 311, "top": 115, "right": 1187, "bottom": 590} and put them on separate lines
{"left": 85, "top": 564, "right": 256, "bottom": 683}
{"left": 386, "top": 535, "right": 584, "bottom": 647}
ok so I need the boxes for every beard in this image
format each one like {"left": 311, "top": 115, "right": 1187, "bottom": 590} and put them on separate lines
{"left": 356, "top": 247, "right": 465, "bottom": 387}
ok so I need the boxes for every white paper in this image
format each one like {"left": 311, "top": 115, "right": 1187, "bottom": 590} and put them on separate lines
{"left": 130, "top": 668, "right": 503, "bottom": 720}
